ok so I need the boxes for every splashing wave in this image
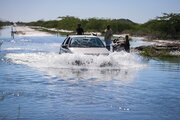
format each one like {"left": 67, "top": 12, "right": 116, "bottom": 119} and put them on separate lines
{"left": 5, "top": 51, "right": 145, "bottom": 69}
{"left": 5, "top": 52, "right": 146, "bottom": 82}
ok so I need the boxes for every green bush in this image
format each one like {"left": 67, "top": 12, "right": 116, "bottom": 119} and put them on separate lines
{"left": 26, "top": 16, "right": 138, "bottom": 34}
{"left": 25, "top": 13, "right": 180, "bottom": 39}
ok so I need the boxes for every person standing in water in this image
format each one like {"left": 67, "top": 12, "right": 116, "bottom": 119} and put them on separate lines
{"left": 76, "top": 24, "right": 84, "bottom": 35}
{"left": 125, "top": 35, "right": 130, "bottom": 52}
{"left": 104, "top": 25, "right": 113, "bottom": 51}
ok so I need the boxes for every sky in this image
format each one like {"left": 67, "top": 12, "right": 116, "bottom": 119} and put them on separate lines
{"left": 0, "top": 0, "right": 180, "bottom": 23}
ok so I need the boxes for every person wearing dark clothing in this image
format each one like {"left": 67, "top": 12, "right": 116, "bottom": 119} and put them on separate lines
{"left": 76, "top": 24, "right": 84, "bottom": 35}
{"left": 125, "top": 35, "right": 130, "bottom": 52}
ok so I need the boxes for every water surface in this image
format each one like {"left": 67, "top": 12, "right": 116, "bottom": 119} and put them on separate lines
{"left": 0, "top": 26, "right": 180, "bottom": 120}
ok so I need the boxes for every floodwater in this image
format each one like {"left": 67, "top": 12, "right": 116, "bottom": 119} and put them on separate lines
{"left": 0, "top": 26, "right": 180, "bottom": 120}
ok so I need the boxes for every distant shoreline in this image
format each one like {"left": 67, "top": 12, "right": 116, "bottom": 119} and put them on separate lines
{"left": 8, "top": 25, "right": 180, "bottom": 58}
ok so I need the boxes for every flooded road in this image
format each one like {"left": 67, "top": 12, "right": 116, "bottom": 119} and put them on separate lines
{"left": 0, "top": 26, "right": 180, "bottom": 120}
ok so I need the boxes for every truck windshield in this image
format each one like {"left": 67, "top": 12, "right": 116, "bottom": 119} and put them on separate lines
{"left": 70, "top": 37, "right": 105, "bottom": 48}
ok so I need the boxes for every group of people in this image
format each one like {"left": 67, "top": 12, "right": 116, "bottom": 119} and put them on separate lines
{"left": 76, "top": 24, "right": 130, "bottom": 52}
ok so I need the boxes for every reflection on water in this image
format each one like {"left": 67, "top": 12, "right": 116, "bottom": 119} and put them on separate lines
{"left": 0, "top": 27, "right": 180, "bottom": 120}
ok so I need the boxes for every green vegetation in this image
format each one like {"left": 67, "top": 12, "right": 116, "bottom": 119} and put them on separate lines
{"left": 18, "top": 13, "right": 180, "bottom": 39}
{"left": 0, "top": 21, "right": 3, "bottom": 29}
{"left": 141, "top": 13, "right": 180, "bottom": 39}
{"left": 26, "top": 16, "right": 138, "bottom": 34}
{"left": 0, "top": 13, "right": 179, "bottom": 39}
{"left": 0, "top": 20, "right": 12, "bottom": 29}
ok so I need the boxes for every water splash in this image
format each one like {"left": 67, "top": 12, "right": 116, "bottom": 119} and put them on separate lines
{"left": 5, "top": 52, "right": 146, "bottom": 83}
{"left": 6, "top": 51, "right": 144, "bottom": 68}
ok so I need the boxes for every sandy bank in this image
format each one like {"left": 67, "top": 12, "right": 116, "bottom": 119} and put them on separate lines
{"left": 135, "top": 39, "right": 180, "bottom": 56}
{"left": 15, "top": 26, "right": 53, "bottom": 36}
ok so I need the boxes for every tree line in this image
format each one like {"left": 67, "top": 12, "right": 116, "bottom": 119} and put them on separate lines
{"left": 0, "top": 21, "right": 3, "bottom": 28}
{"left": 140, "top": 13, "right": 180, "bottom": 39}
{"left": 26, "top": 16, "right": 138, "bottom": 34}
{"left": 1, "top": 13, "right": 179, "bottom": 39}
{"left": 0, "top": 20, "right": 12, "bottom": 28}
{"left": 26, "top": 13, "right": 180, "bottom": 39}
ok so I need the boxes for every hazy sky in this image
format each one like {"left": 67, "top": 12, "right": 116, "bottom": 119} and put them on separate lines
{"left": 0, "top": 0, "right": 180, "bottom": 23}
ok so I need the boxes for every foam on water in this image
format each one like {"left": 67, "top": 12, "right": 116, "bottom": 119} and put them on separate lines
{"left": 5, "top": 51, "right": 146, "bottom": 83}
{"left": 6, "top": 51, "right": 145, "bottom": 69}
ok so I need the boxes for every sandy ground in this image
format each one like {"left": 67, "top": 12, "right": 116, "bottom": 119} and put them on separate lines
{"left": 139, "top": 39, "right": 180, "bottom": 56}
{"left": 15, "top": 26, "right": 53, "bottom": 36}
{"left": 145, "top": 39, "right": 180, "bottom": 46}
{"left": 30, "top": 26, "right": 73, "bottom": 33}
{"left": 153, "top": 40, "right": 180, "bottom": 56}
